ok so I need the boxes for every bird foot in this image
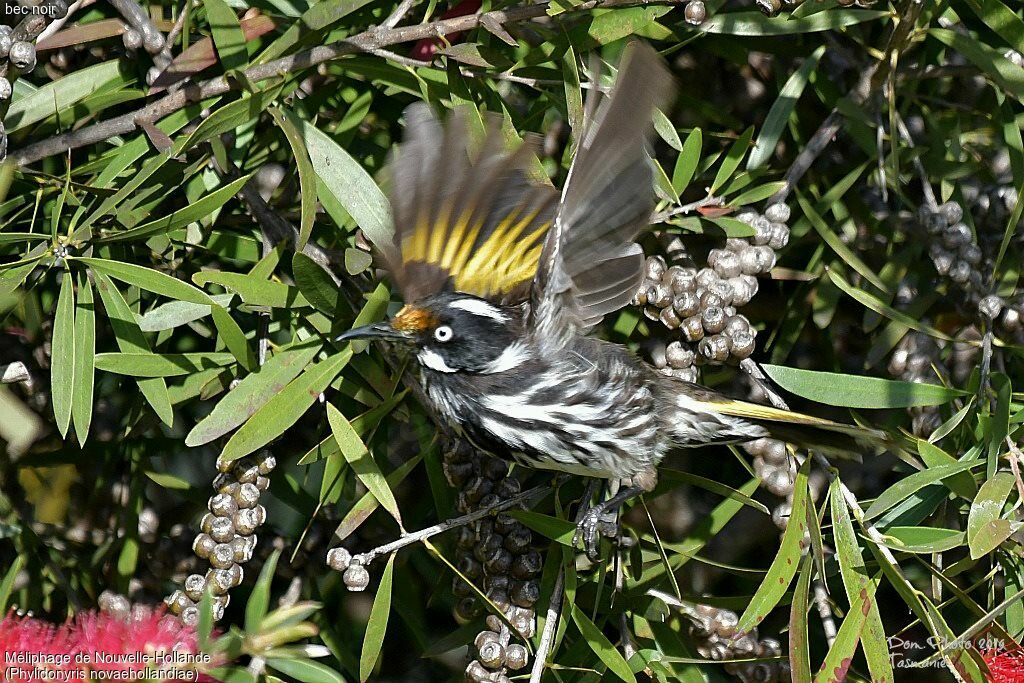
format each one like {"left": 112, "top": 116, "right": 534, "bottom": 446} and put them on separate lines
{"left": 573, "top": 507, "right": 620, "bottom": 562}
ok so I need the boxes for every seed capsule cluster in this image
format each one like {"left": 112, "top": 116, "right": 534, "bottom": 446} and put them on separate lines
{"left": 0, "top": 1, "right": 68, "bottom": 161}
{"left": 443, "top": 441, "right": 539, "bottom": 683}
{"left": 687, "top": 603, "right": 790, "bottom": 682}
{"left": 165, "top": 450, "right": 276, "bottom": 625}
{"left": 887, "top": 331, "right": 949, "bottom": 437}
{"left": 637, "top": 203, "right": 789, "bottom": 380}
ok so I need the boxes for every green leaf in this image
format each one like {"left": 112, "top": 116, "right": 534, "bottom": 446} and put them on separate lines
{"left": 205, "top": 0, "right": 248, "bottom": 72}
{"left": 880, "top": 526, "right": 966, "bottom": 553}
{"left": 710, "top": 127, "right": 753, "bottom": 193}
{"left": 737, "top": 458, "right": 811, "bottom": 632}
{"left": 51, "top": 273, "right": 76, "bottom": 438}
{"left": 265, "top": 659, "right": 346, "bottom": 683}
{"left": 653, "top": 108, "right": 683, "bottom": 151}
{"left": 6, "top": 61, "right": 126, "bottom": 132}
{"left": 0, "top": 556, "right": 24, "bottom": 611}
{"left": 702, "top": 9, "right": 888, "bottom": 35}
{"left": 788, "top": 555, "right": 813, "bottom": 683}
{"left": 729, "top": 181, "right": 788, "bottom": 206}
{"left": 570, "top": 603, "right": 636, "bottom": 683}
{"left": 864, "top": 461, "right": 981, "bottom": 521}
{"left": 293, "top": 252, "right": 341, "bottom": 315}
{"left": 798, "top": 194, "right": 888, "bottom": 292}
{"left": 748, "top": 47, "right": 824, "bottom": 170}
{"left": 186, "top": 343, "right": 321, "bottom": 446}
{"left": 334, "top": 452, "right": 422, "bottom": 540}
{"left": 274, "top": 109, "right": 317, "bottom": 250}
{"left": 72, "top": 271, "right": 95, "bottom": 446}
{"left": 94, "top": 352, "right": 236, "bottom": 377}
{"left": 672, "top": 128, "right": 702, "bottom": 194}
{"left": 761, "top": 364, "right": 966, "bottom": 408}
{"left": 932, "top": 28, "right": 1024, "bottom": 103}
{"left": 359, "top": 554, "right": 396, "bottom": 683}
{"left": 829, "top": 479, "right": 893, "bottom": 682}
{"left": 96, "top": 174, "right": 252, "bottom": 243}
{"left": 813, "top": 577, "right": 877, "bottom": 682}
{"left": 256, "top": 0, "right": 375, "bottom": 63}
{"left": 965, "top": 0, "right": 1024, "bottom": 53}
{"left": 183, "top": 86, "right": 284, "bottom": 151}
{"left": 211, "top": 305, "right": 257, "bottom": 372}
{"left": 327, "top": 403, "right": 402, "bottom": 525}
{"left": 93, "top": 273, "right": 174, "bottom": 426}
{"left": 509, "top": 510, "right": 576, "bottom": 545}
{"left": 827, "top": 269, "right": 958, "bottom": 342}
{"left": 563, "top": 46, "right": 584, "bottom": 139}
{"left": 246, "top": 549, "right": 281, "bottom": 631}
{"left": 137, "top": 295, "right": 233, "bottom": 332}
{"left": 967, "top": 472, "right": 1018, "bottom": 559}
{"left": 193, "top": 271, "right": 308, "bottom": 308}
{"left": 300, "top": 119, "right": 392, "bottom": 250}
{"left": 76, "top": 150, "right": 174, "bottom": 235}
{"left": 76, "top": 258, "right": 213, "bottom": 305}
{"left": 220, "top": 350, "right": 351, "bottom": 462}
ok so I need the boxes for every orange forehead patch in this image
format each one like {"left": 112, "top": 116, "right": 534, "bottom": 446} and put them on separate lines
{"left": 392, "top": 305, "right": 437, "bottom": 333}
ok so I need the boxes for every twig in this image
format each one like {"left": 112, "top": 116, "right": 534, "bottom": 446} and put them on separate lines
{"left": 769, "top": 1, "right": 923, "bottom": 206}
{"left": 739, "top": 358, "right": 789, "bottom": 411}
{"left": 35, "top": 0, "right": 91, "bottom": 42}
{"left": 12, "top": 0, "right": 666, "bottom": 165}
{"left": 236, "top": 176, "right": 342, "bottom": 283}
{"left": 367, "top": 47, "right": 433, "bottom": 68}
{"left": 812, "top": 580, "right": 837, "bottom": 647}
{"left": 346, "top": 484, "right": 548, "bottom": 567}
{"left": 383, "top": 0, "right": 417, "bottom": 29}
{"left": 650, "top": 194, "right": 722, "bottom": 224}
{"left": 893, "top": 111, "right": 937, "bottom": 211}
{"left": 529, "top": 479, "right": 598, "bottom": 683}
{"left": 1004, "top": 437, "right": 1024, "bottom": 505}
{"left": 107, "top": 0, "right": 165, "bottom": 54}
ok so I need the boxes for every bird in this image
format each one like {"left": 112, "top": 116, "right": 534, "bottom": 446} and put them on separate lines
{"left": 338, "top": 42, "right": 884, "bottom": 558}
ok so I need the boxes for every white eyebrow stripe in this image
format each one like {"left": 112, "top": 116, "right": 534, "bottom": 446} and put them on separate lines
{"left": 449, "top": 298, "right": 508, "bottom": 321}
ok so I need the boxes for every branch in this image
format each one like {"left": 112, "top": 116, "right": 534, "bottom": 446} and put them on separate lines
{"left": 12, "top": 0, "right": 667, "bottom": 166}
{"left": 650, "top": 194, "right": 722, "bottom": 224}
{"left": 769, "top": 0, "right": 924, "bottom": 206}
{"left": 340, "top": 484, "right": 549, "bottom": 567}
{"left": 529, "top": 479, "right": 599, "bottom": 683}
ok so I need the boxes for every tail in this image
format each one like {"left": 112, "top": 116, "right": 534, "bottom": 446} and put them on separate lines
{"left": 675, "top": 382, "right": 889, "bottom": 460}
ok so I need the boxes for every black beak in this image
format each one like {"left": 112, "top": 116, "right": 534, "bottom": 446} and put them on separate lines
{"left": 335, "top": 322, "right": 411, "bottom": 343}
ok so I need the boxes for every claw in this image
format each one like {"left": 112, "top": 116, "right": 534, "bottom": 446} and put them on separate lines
{"left": 574, "top": 507, "right": 605, "bottom": 561}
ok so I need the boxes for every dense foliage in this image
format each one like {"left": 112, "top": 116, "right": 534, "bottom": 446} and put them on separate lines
{"left": 2, "top": 0, "right": 1024, "bottom": 681}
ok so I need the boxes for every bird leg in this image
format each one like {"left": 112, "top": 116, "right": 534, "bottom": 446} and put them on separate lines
{"left": 573, "top": 484, "right": 646, "bottom": 562}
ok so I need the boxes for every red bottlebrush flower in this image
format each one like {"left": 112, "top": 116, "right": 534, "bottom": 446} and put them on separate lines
{"left": 983, "top": 648, "right": 1024, "bottom": 682}
{"left": 410, "top": 0, "right": 483, "bottom": 61}
{"left": 0, "top": 607, "right": 220, "bottom": 682}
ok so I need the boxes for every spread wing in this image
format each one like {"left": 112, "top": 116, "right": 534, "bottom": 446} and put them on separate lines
{"left": 531, "top": 42, "right": 673, "bottom": 342}
{"left": 383, "top": 104, "right": 559, "bottom": 304}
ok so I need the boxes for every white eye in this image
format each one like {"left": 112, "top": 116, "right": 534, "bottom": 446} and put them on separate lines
{"left": 434, "top": 325, "right": 454, "bottom": 342}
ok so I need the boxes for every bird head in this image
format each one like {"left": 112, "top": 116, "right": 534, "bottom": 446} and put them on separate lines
{"left": 337, "top": 293, "right": 527, "bottom": 374}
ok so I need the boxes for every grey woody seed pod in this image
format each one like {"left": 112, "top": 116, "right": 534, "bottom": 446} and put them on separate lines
{"left": 327, "top": 547, "right": 353, "bottom": 571}
{"left": 9, "top": 42, "right": 36, "bottom": 73}
{"left": 122, "top": 28, "right": 143, "bottom": 50}
{"left": 683, "top": 0, "right": 706, "bottom": 24}
{"left": 184, "top": 574, "right": 207, "bottom": 601}
{"left": 0, "top": 78, "right": 11, "bottom": 102}
{"left": 344, "top": 562, "right": 370, "bottom": 592}
{"left": 505, "top": 644, "right": 529, "bottom": 670}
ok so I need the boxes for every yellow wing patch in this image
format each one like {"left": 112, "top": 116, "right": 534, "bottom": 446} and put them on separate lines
{"left": 399, "top": 204, "right": 552, "bottom": 301}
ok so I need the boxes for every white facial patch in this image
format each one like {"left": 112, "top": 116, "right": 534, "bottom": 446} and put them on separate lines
{"left": 418, "top": 348, "right": 457, "bottom": 373}
{"left": 481, "top": 342, "right": 530, "bottom": 374}
{"left": 449, "top": 298, "right": 508, "bottom": 322}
